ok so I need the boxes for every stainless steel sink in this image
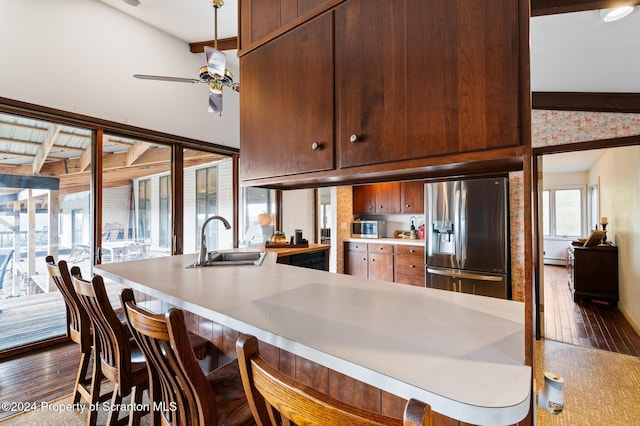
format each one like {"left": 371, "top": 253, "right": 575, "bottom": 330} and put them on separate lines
{"left": 187, "top": 251, "right": 266, "bottom": 268}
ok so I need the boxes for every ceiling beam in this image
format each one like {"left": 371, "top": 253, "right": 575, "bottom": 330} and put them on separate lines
{"left": 189, "top": 36, "right": 238, "bottom": 53}
{"left": 32, "top": 125, "right": 60, "bottom": 174}
{"left": 531, "top": 0, "right": 640, "bottom": 16}
{"left": 125, "top": 141, "right": 152, "bottom": 166}
{"left": 532, "top": 92, "right": 640, "bottom": 112}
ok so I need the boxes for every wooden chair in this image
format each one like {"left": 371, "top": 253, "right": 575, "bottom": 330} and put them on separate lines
{"left": 73, "top": 274, "right": 150, "bottom": 426}
{"left": 120, "top": 288, "right": 254, "bottom": 426}
{"left": 45, "top": 255, "right": 110, "bottom": 410}
{"left": 236, "top": 334, "right": 433, "bottom": 426}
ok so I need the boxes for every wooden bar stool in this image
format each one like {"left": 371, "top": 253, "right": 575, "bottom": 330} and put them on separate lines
{"left": 120, "top": 288, "right": 254, "bottom": 426}
{"left": 236, "top": 334, "right": 433, "bottom": 426}
{"left": 73, "top": 274, "right": 150, "bottom": 426}
{"left": 45, "top": 256, "right": 112, "bottom": 410}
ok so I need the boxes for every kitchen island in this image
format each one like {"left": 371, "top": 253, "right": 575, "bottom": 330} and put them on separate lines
{"left": 96, "top": 253, "right": 530, "bottom": 425}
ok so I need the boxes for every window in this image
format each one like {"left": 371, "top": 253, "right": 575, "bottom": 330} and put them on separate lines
{"left": 159, "top": 175, "right": 171, "bottom": 248}
{"left": 195, "top": 167, "right": 218, "bottom": 248}
{"left": 240, "top": 187, "right": 276, "bottom": 247}
{"left": 138, "top": 180, "right": 151, "bottom": 241}
{"left": 543, "top": 188, "right": 583, "bottom": 238}
{"left": 71, "top": 209, "right": 83, "bottom": 247}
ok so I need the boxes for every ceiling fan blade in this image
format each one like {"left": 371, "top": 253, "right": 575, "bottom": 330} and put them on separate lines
{"left": 204, "top": 46, "right": 227, "bottom": 80}
{"left": 133, "top": 74, "right": 202, "bottom": 84}
{"left": 208, "top": 90, "right": 223, "bottom": 113}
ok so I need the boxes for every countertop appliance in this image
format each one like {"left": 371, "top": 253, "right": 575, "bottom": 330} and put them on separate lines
{"left": 425, "top": 177, "right": 510, "bottom": 299}
{"left": 351, "top": 220, "right": 386, "bottom": 239}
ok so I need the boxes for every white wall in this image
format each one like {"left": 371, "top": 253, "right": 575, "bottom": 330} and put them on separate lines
{"left": 282, "top": 189, "right": 313, "bottom": 243}
{"left": 0, "top": 0, "right": 239, "bottom": 148}
{"left": 588, "top": 146, "right": 640, "bottom": 332}
{"left": 531, "top": 9, "right": 640, "bottom": 92}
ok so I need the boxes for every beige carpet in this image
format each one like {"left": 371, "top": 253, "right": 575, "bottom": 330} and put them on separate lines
{"left": 536, "top": 338, "right": 640, "bottom": 425}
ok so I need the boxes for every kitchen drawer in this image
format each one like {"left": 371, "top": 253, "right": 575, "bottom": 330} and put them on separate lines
{"left": 395, "top": 256, "right": 425, "bottom": 277}
{"left": 368, "top": 243, "right": 394, "bottom": 254}
{"left": 395, "top": 245, "right": 424, "bottom": 257}
{"left": 395, "top": 274, "right": 425, "bottom": 287}
{"left": 345, "top": 242, "right": 368, "bottom": 252}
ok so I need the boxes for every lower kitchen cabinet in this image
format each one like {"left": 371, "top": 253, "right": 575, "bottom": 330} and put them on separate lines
{"left": 345, "top": 242, "right": 394, "bottom": 282}
{"left": 395, "top": 245, "right": 425, "bottom": 286}
{"left": 277, "top": 249, "right": 329, "bottom": 271}
{"left": 345, "top": 242, "right": 425, "bottom": 286}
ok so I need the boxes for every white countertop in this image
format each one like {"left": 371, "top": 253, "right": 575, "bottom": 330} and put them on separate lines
{"left": 96, "top": 254, "right": 530, "bottom": 425}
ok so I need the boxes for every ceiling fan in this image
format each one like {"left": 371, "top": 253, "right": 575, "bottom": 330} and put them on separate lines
{"left": 133, "top": 0, "right": 239, "bottom": 114}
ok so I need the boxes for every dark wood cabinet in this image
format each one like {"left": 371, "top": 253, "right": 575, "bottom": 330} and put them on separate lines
{"left": 569, "top": 245, "right": 618, "bottom": 305}
{"left": 239, "top": 0, "right": 333, "bottom": 50}
{"left": 394, "top": 245, "right": 425, "bottom": 287}
{"left": 238, "top": 0, "right": 525, "bottom": 187}
{"left": 239, "top": 13, "right": 335, "bottom": 181}
{"left": 400, "top": 181, "right": 425, "bottom": 214}
{"left": 344, "top": 242, "right": 394, "bottom": 282}
{"left": 336, "top": 0, "right": 520, "bottom": 169}
{"left": 352, "top": 183, "right": 400, "bottom": 214}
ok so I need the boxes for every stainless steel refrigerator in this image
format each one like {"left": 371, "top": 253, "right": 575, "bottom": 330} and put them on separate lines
{"left": 425, "top": 177, "right": 510, "bottom": 299}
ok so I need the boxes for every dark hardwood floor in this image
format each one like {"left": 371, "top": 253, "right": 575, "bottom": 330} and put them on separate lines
{"left": 544, "top": 264, "right": 640, "bottom": 356}
{"left": 0, "top": 341, "right": 80, "bottom": 420}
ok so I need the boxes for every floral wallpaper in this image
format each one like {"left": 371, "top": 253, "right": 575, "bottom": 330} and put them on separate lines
{"left": 509, "top": 172, "right": 525, "bottom": 302}
{"left": 532, "top": 110, "right": 640, "bottom": 147}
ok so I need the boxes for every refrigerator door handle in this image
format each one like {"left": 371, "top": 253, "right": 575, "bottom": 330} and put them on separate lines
{"left": 427, "top": 267, "right": 504, "bottom": 282}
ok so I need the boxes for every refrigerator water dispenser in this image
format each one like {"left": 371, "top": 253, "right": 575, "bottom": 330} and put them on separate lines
{"left": 432, "top": 221, "right": 454, "bottom": 255}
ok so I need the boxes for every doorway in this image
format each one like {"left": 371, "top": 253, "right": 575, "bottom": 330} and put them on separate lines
{"left": 537, "top": 145, "right": 640, "bottom": 356}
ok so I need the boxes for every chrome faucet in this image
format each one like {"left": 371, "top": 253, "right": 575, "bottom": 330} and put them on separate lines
{"left": 198, "top": 215, "right": 231, "bottom": 266}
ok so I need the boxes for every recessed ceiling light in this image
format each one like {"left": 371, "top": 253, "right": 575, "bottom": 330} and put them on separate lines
{"left": 122, "top": 0, "right": 141, "bottom": 7}
{"left": 600, "top": 6, "right": 635, "bottom": 22}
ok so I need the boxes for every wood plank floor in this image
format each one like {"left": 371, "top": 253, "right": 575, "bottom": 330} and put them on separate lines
{"left": 0, "top": 341, "right": 80, "bottom": 420}
{"left": 543, "top": 264, "right": 640, "bottom": 356}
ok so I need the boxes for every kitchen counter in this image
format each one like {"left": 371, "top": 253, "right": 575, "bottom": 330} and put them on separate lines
{"left": 263, "top": 243, "right": 330, "bottom": 257}
{"left": 345, "top": 237, "right": 424, "bottom": 246}
{"left": 96, "top": 254, "right": 530, "bottom": 425}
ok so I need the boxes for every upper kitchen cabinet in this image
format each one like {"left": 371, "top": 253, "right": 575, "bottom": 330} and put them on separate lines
{"left": 239, "top": 0, "right": 334, "bottom": 50}
{"left": 336, "top": 0, "right": 521, "bottom": 168}
{"left": 353, "top": 182, "right": 400, "bottom": 214}
{"left": 400, "top": 180, "right": 425, "bottom": 214}
{"left": 239, "top": 13, "right": 335, "bottom": 180}
{"left": 238, "top": 0, "right": 526, "bottom": 187}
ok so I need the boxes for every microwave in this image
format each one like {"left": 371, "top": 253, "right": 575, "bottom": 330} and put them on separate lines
{"left": 351, "top": 220, "right": 386, "bottom": 239}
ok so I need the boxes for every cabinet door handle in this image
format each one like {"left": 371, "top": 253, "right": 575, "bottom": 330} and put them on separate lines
{"left": 409, "top": 265, "right": 415, "bottom": 268}
{"left": 311, "top": 141, "right": 322, "bottom": 150}
{"left": 409, "top": 249, "right": 415, "bottom": 253}
{"left": 350, "top": 133, "right": 359, "bottom": 143}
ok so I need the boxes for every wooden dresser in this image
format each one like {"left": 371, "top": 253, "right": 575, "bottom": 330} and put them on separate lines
{"left": 568, "top": 244, "right": 619, "bottom": 305}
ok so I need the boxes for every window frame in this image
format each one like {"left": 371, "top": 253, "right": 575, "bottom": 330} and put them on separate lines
{"left": 542, "top": 185, "right": 586, "bottom": 239}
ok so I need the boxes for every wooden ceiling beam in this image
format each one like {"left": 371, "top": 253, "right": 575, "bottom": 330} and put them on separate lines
{"left": 32, "top": 125, "right": 60, "bottom": 174}
{"left": 189, "top": 36, "right": 238, "bottom": 53}
{"left": 531, "top": 0, "right": 640, "bottom": 16}
{"left": 125, "top": 141, "right": 152, "bottom": 166}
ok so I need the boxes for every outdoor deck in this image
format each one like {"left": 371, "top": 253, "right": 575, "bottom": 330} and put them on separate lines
{"left": 0, "top": 267, "right": 125, "bottom": 352}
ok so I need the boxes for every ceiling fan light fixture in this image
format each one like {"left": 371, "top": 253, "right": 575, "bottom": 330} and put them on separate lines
{"left": 600, "top": 6, "right": 635, "bottom": 22}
